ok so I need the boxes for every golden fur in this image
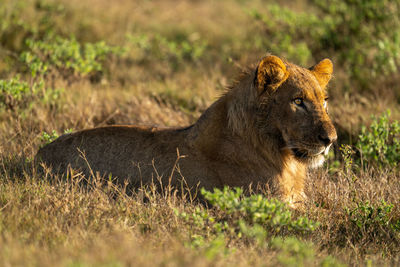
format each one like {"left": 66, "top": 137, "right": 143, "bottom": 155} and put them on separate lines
{"left": 36, "top": 55, "right": 337, "bottom": 205}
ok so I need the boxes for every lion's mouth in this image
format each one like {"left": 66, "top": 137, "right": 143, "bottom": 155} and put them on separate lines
{"left": 291, "top": 148, "right": 309, "bottom": 159}
{"left": 290, "top": 147, "right": 325, "bottom": 159}
{"left": 288, "top": 145, "right": 331, "bottom": 168}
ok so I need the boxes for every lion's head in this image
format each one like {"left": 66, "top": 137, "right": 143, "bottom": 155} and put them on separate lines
{"left": 253, "top": 55, "right": 337, "bottom": 168}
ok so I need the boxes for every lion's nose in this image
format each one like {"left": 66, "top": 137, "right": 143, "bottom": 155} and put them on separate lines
{"left": 318, "top": 133, "right": 337, "bottom": 146}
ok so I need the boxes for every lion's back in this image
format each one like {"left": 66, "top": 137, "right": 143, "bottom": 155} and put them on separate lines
{"left": 36, "top": 125, "right": 189, "bottom": 183}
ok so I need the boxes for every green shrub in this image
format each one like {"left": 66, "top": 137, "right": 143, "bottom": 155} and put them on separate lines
{"left": 127, "top": 32, "right": 208, "bottom": 70}
{"left": 186, "top": 234, "right": 229, "bottom": 260}
{"left": 20, "top": 35, "right": 124, "bottom": 80}
{"left": 311, "top": 0, "right": 400, "bottom": 83}
{"left": 250, "top": 0, "right": 400, "bottom": 92}
{"left": 249, "top": 6, "right": 315, "bottom": 66}
{"left": 356, "top": 110, "right": 400, "bottom": 168}
{"left": 0, "top": 76, "right": 62, "bottom": 111}
{"left": 271, "top": 237, "right": 315, "bottom": 267}
{"left": 271, "top": 237, "right": 346, "bottom": 267}
{"left": 0, "top": 0, "right": 65, "bottom": 53}
{"left": 177, "top": 187, "right": 319, "bottom": 248}
{"left": 202, "top": 187, "right": 318, "bottom": 233}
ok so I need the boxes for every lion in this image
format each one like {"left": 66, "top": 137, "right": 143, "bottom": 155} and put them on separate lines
{"left": 36, "top": 55, "right": 337, "bottom": 206}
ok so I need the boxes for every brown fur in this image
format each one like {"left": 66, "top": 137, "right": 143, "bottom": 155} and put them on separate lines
{"left": 36, "top": 55, "right": 337, "bottom": 205}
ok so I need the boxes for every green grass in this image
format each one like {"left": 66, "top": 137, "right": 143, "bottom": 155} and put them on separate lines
{"left": 1, "top": 0, "right": 400, "bottom": 266}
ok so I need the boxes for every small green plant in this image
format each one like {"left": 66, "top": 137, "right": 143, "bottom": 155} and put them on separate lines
{"left": 339, "top": 144, "right": 356, "bottom": 173}
{"left": 40, "top": 128, "right": 72, "bottom": 147}
{"left": 0, "top": 76, "right": 31, "bottom": 109}
{"left": 20, "top": 35, "right": 124, "bottom": 80}
{"left": 270, "top": 237, "right": 315, "bottom": 267}
{"left": 187, "top": 234, "right": 229, "bottom": 260}
{"left": 0, "top": 76, "right": 63, "bottom": 111}
{"left": 346, "top": 200, "right": 400, "bottom": 236}
{"left": 356, "top": 110, "right": 400, "bottom": 168}
{"left": 0, "top": 76, "right": 49, "bottom": 110}
{"left": 40, "top": 130, "right": 59, "bottom": 146}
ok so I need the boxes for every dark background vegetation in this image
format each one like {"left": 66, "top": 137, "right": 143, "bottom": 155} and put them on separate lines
{"left": 1, "top": 0, "right": 400, "bottom": 266}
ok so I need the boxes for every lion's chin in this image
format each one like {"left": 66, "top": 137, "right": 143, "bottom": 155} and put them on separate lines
{"left": 290, "top": 148, "right": 326, "bottom": 168}
{"left": 292, "top": 153, "right": 325, "bottom": 168}
{"left": 307, "top": 154, "right": 325, "bottom": 168}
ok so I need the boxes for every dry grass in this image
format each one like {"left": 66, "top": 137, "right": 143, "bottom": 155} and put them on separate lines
{"left": 1, "top": 0, "right": 400, "bottom": 266}
{"left": 1, "top": 158, "right": 400, "bottom": 266}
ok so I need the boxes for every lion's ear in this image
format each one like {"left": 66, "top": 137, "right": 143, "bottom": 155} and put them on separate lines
{"left": 310, "top": 58, "right": 333, "bottom": 88}
{"left": 256, "top": 55, "right": 289, "bottom": 95}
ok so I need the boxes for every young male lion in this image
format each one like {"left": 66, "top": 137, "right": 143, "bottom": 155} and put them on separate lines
{"left": 37, "top": 55, "right": 337, "bottom": 205}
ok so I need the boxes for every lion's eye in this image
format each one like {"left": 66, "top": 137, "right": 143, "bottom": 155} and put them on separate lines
{"left": 293, "top": 98, "right": 303, "bottom": 106}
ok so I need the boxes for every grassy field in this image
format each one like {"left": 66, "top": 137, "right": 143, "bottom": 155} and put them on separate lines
{"left": 1, "top": 0, "right": 400, "bottom": 266}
